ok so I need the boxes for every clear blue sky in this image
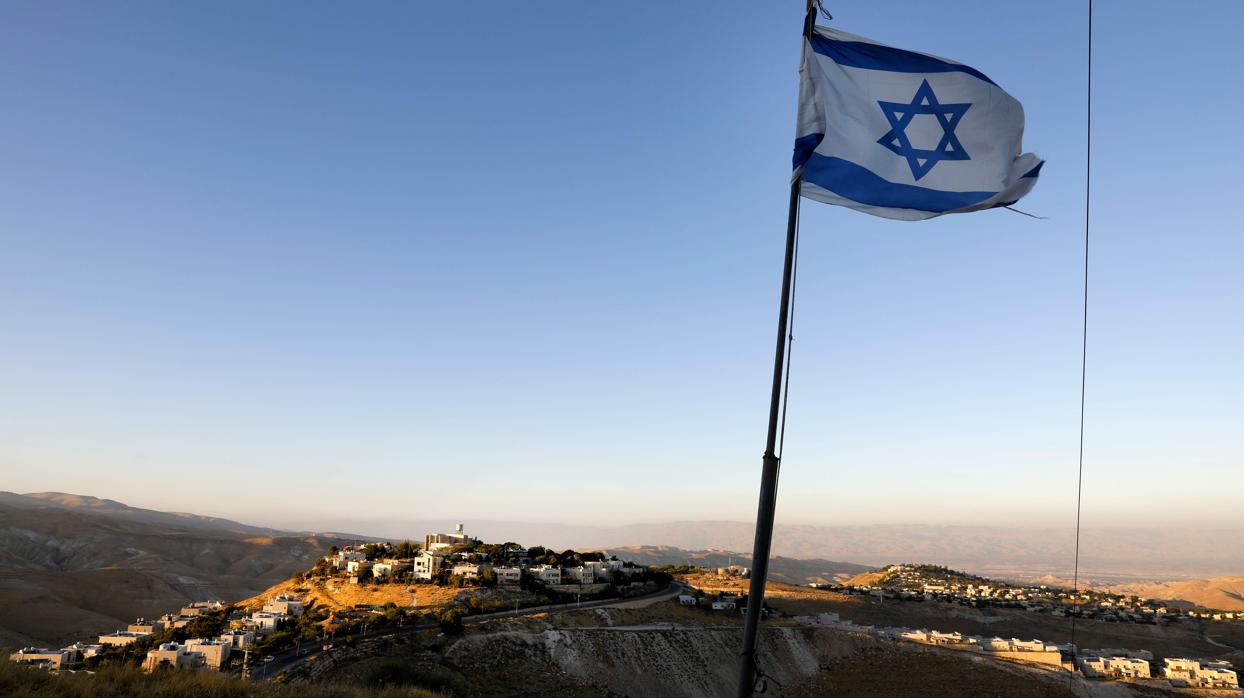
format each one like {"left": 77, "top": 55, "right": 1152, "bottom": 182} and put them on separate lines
{"left": 1, "top": 1, "right": 1240, "bottom": 531}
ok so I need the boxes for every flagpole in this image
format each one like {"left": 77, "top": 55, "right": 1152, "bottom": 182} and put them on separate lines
{"left": 735, "top": 3, "right": 817, "bottom": 696}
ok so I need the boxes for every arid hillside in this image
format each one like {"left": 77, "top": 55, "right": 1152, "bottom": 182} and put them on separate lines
{"left": 1108, "top": 576, "right": 1244, "bottom": 612}
{"left": 0, "top": 491, "right": 283, "bottom": 535}
{"left": 0, "top": 497, "right": 363, "bottom": 648}
{"left": 287, "top": 602, "right": 1079, "bottom": 698}
{"left": 238, "top": 576, "right": 478, "bottom": 616}
{"left": 681, "top": 572, "right": 1244, "bottom": 669}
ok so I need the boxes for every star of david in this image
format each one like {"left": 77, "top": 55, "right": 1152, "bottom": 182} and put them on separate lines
{"left": 877, "top": 79, "right": 971, "bottom": 180}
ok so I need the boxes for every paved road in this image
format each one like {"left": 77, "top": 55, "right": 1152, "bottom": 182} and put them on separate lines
{"left": 253, "top": 581, "right": 685, "bottom": 680}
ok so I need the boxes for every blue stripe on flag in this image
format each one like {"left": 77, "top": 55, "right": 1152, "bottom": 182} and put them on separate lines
{"left": 793, "top": 133, "right": 824, "bottom": 171}
{"left": 802, "top": 155, "right": 996, "bottom": 213}
{"left": 809, "top": 34, "right": 997, "bottom": 87}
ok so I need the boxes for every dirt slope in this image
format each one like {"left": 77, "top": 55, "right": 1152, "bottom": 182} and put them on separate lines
{"left": 1109, "top": 577, "right": 1244, "bottom": 612}
{"left": 0, "top": 501, "right": 357, "bottom": 647}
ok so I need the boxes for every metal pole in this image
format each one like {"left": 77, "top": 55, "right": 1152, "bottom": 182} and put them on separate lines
{"left": 735, "top": 4, "right": 816, "bottom": 696}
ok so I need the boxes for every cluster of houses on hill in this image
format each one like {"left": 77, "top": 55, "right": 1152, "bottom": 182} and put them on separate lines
{"left": 8, "top": 526, "right": 655, "bottom": 677}
{"left": 322, "top": 525, "right": 645, "bottom": 588}
{"left": 8, "top": 595, "right": 306, "bottom": 675}
{"left": 1073, "top": 653, "right": 1237, "bottom": 688}
{"left": 799, "top": 612, "right": 1239, "bottom": 690}
{"left": 8, "top": 600, "right": 228, "bottom": 672}
{"left": 7, "top": 643, "right": 103, "bottom": 671}
{"left": 829, "top": 564, "right": 1244, "bottom": 626}
{"left": 134, "top": 594, "right": 305, "bottom": 673}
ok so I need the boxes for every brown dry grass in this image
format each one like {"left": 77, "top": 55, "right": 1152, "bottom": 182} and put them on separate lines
{"left": 240, "top": 577, "right": 465, "bottom": 614}
{"left": 681, "top": 571, "right": 839, "bottom": 609}
{"left": 239, "top": 577, "right": 556, "bottom": 619}
{"left": 790, "top": 648, "right": 1078, "bottom": 697}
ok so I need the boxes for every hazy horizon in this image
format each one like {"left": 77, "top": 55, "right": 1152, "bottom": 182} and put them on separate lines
{"left": 10, "top": 489, "right": 1244, "bottom": 584}
{"left": 3, "top": 1, "right": 1241, "bottom": 532}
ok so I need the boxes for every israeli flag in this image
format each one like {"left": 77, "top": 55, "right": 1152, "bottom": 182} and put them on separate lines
{"left": 794, "top": 27, "right": 1043, "bottom": 221}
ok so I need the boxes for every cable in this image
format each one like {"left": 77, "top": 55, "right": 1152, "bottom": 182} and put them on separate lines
{"left": 1069, "top": 0, "right": 1093, "bottom": 679}
{"left": 777, "top": 188, "right": 802, "bottom": 460}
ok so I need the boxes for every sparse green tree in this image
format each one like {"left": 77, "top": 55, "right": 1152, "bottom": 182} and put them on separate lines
{"left": 438, "top": 608, "right": 464, "bottom": 634}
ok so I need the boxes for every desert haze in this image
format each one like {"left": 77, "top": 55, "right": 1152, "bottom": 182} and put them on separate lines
{"left": 3, "top": 490, "right": 1243, "bottom": 651}
{"left": 278, "top": 516, "right": 1244, "bottom": 583}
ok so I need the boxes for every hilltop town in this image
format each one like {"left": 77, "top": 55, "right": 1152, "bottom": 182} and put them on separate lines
{"left": 6, "top": 533, "right": 1243, "bottom": 695}
{"left": 7, "top": 525, "right": 664, "bottom": 679}
{"left": 685, "top": 564, "right": 1242, "bottom": 693}
{"left": 816, "top": 564, "right": 1242, "bottom": 690}
{"left": 832, "top": 564, "right": 1244, "bottom": 624}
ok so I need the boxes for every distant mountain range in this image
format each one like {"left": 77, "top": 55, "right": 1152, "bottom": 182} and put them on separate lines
{"left": 0, "top": 491, "right": 373, "bottom": 539}
{"left": 595, "top": 545, "right": 873, "bottom": 585}
{"left": 0, "top": 492, "right": 369, "bottom": 648}
{"left": 3, "top": 492, "right": 1241, "bottom": 649}
{"left": 299, "top": 517, "right": 1244, "bottom": 583}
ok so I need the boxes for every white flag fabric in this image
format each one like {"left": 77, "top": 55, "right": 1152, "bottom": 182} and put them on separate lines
{"left": 794, "top": 27, "right": 1043, "bottom": 221}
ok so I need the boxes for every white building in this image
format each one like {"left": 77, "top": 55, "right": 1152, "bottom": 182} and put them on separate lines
{"left": 62, "top": 643, "right": 103, "bottom": 660}
{"left": 346, "top": 559, "right": 372, "bottom": 575}
{"left": 219, "top": 629, "right": 255, "bottom": 649}
{"left": 494, "top": 566, "right": 522, "bottom": 585}
{"left": 99, "top": 631, "right": 150, "bottom": 646}
{"left": 184, "top": 638, "right": 231, "bottom": 670}
{"left": 678, "top": 595, "right": 697, "bottom": 606}
{"left": 158, "top": 613, "right": 192, "bottom": 629}
{"left": 143, "top": 642, "right": 205, "bottom": 672}
{"left": 1163, "top": 659, "right": 1239, "bottom": 689}
{"left": 373, "top": 560, "right": 411, "bottom": 579}
{"left": 179, "top": 601, "right": 224, "bottom": 617}
{"left": 413, "top": 551, "right": 442, "bottom": 581}
{"left": 329, "top": 549, "right": 367, "bottom": 569}
{"left": 8, "top": 647, "right": 74, "bottom": 670}
{"left": 1078, "top": 656, "right": 1151, "bottom": 679}
{"left": 582, "top": 561, "right": 609, "bottom": 579}
{"left": 929, "top": 631, "right": 968, "bottom": 645}
{"left": 566, "top": 566, "right": 596, "bottom": 584}
{"left": 249, "top": 611, "right": 282, "bottom": 635}
{"left": 975, "top": 637, "right": 1056, "bottom": 653}
{"left": 451, "top": 563, "right": 492, "bottom": 581}
{"left": 263, "top": 594, "right": 305, "bottom": 616}
{"left": 425, "top": 524, "right": 476, "bottom": 552}
{"left": 128, "top": 618, "right": 166, "bottom": 634}
{"left": 1196, "top": 662, "right": 1239, "bottom": 689}
{"left": 1163, "top": 658, "right": 1200, "bottom": 685}
{"left": 532, "top": 565, "right": 562, "bottom": 585}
